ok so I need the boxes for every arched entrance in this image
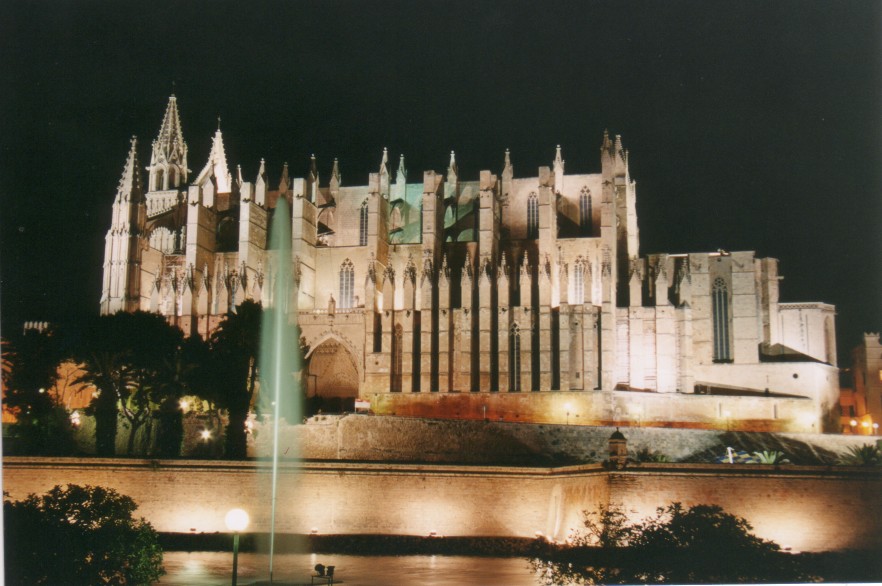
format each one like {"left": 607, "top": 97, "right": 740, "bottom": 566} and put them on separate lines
{"left": 305, "top": 337, "right": 360, "bottom": 415}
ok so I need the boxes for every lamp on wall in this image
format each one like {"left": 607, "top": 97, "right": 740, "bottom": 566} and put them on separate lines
{"left": 225, "top": 508, "right": 249, "bottom": 586}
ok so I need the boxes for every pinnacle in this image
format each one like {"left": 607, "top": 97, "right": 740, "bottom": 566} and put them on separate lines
{"left": 115, "top": 136, "right": 142, "bottom": 203}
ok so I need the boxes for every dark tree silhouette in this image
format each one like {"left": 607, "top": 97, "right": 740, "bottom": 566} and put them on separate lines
{"left": 1, "top": 326, "right": 71, "bottom": 454}
{"left": 75, "top": 311, "right": 183, "bottom": 456}
{"left": 532, "top": 503, "right": 811, "bottom": 584}
{"left": 207, "top": 300, "right": 263, "bottom": 459}
{"left": 4, "top": 484, "right": 164, "bottom": 584}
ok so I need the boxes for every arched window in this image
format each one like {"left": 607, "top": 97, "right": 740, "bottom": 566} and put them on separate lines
{"left": 154, "top": 168, "right": 164, "bottom": 192}
{"left": 359, "top": 202, "right": 369, "bottom": 246}
{"left": 573, "top": 260, "right": 585, "bottom": 305}
{"left": 510, "top": 323, "right": 521, "bottom": 392}
{"left": 712, "top": 278, "right": 732, "bottom": 362}
{"left": 527, "top": 193, "right": 539, "bottom": 239}
{"left": 168, "top": 168, "right": 177, "bottom": 189}
{"left": 391, "top": 324, "right": 403, "bottom": 392}
{"left": 579, "top": 188, "right": 592, "bottom": 235}
{"left": 339, "top": 259, "right": 354, "bottom": 309}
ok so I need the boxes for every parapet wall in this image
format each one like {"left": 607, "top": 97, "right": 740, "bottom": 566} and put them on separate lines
{"left": 370, "top": 388, "right": 830, "bottom": 433}
{"left": 4, "top": 457, "right": 880, "bottom": 553}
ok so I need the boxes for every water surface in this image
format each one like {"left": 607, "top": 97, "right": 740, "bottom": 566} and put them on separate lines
{"left": 159, "top": 551, "right": 538, "bottom": 585}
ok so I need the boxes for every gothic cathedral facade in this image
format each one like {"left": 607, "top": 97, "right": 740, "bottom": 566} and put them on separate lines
{"left": 100, "top": 96, "right": 840, "bottom": 430}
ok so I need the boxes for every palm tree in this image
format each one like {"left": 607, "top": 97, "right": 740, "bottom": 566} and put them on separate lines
{"left": 208, "top": 300, "right": 263, "bottom": 459}
{"left": 75, "top": 312, "right": 183, "bottom": 456}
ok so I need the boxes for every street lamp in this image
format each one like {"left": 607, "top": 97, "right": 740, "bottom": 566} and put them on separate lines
{"left": 874, "top": 422, "right": 879, "bottom": 435}
{"left": 225, "top": 508, "right": 249, "bottom": 586}
{"left": 564, "top": 402, "right": 572, "bottom": 426}
{"left": 850, "top": 420, "right": 858, "bottom": 433}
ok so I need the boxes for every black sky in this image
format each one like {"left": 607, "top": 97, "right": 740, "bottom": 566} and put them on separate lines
{"left": 1, "top": 0, "right": 880, "bottom": 361}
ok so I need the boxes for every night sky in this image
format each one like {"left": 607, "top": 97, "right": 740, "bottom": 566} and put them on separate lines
{"left": 1, "top": 1, "right": 880, "bottom": 361}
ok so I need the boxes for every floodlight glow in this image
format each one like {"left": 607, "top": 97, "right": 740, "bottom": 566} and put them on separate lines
{"left": 225, "top": 508, "right": 249, "bottom": 532}
{"left": 200, "top": 429, "right": 212, "bottom": 440}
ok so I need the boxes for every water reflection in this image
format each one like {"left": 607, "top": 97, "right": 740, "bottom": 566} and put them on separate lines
{"left": 159, "top": 552, "right": 537, "bottom": 586}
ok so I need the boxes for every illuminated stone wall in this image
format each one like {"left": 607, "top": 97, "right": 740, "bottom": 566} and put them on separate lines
{"left": 4, "top": 457, "right": 880, "bottom": 553}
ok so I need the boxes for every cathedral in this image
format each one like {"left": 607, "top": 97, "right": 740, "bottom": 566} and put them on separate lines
{"left": 100, "top": 96, "right": 840, "bottom": 431}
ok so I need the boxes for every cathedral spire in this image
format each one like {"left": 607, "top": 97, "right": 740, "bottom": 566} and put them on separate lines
{"left": 330, "top": 158, "right": 341, "bottom": 186}
{"left": 195, "top": 125, "right": 232, "bottom": 193}
{"left": 448, "top": 150, "right": 458, "bottom": 178}
{"left": 308, "top": 154, "right": 319, "bottom": 202}
{"left": 379, "top": 147, "right": 390, "bottom": 199}
{"left": 254, "top": 158, "right": 267, "bottom": 206}
{"left": 148, "top": 95, "right": 188, "bottom": 191}
{"left": 553, "top": 144, "right": 564, "bottom": 194}
{"left": 155, "top": 95, "right": 185, "bottom": 163}
{"left": 278, "top": 162, "right": 290, "bottom": 194}
{"left": 396, "top": 154, "right": 407, "bottom": 184}
{"left": 115, "top": 136, "right": 143, "bottom": 205}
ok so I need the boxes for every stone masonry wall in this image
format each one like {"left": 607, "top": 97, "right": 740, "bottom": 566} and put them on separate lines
{"left": 3, "top": 457, "right": 879, "bottom": 553}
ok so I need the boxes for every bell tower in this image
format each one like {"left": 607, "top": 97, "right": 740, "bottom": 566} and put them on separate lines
{"left": 99, "top": 137, "right": 146, "bottom": 314}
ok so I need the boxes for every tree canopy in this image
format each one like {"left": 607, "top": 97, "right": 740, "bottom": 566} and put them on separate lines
{"left": 4, "top": 484, "right": 164, "bottom": 584}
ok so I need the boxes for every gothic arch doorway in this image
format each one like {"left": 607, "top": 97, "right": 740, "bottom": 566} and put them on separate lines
{"left": 304, "top": 337, "right": 360, "bottom": 414}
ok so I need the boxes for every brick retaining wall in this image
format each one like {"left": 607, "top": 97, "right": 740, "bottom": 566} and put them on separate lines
{"left": 4, "top": 457, "right": 878, "bottom": 552}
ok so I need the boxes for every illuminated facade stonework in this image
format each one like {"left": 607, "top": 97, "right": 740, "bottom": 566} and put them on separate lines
{"left": 100, "top": 96, "right": 839, "bottom": 430}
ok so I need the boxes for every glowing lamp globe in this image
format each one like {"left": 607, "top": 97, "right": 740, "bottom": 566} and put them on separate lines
{"left": 225, "top": 508, "right": 249, "bottom": 532}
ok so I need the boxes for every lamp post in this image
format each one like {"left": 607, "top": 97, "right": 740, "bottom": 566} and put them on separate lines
{"left": 225, "top": 508, "right": 249, "bottom": 586}
{"left": 564, "top": 402, "right": 572, "bottom": 426}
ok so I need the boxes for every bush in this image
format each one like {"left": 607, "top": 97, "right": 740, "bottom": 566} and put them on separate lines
{"left": 532, "top": 502, "right": 810, "bottom": 584}
{"left": 4, "top": 484, "right": 164, "bottom": 585}
{"left": 838, "top": 444, "right": 881, "bottom": 466}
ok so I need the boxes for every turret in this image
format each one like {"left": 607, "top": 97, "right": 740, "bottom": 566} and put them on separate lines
{"left": 100, "top": 137, "right": 147, "bottom": 314}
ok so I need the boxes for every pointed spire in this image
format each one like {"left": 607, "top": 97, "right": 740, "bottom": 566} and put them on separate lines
{"left": 379, "top": 148, "right": 390, "bottom": 199}
{"left": 309, "top": 154, "right": 318, "bottom": 182}
{"left": 148, "top": 95, "right": 188, "bottom": 189}
{"left": 236, "top": 164, "right": 243, "bottom": 188}
{"left": 553, "top": 145, "right": 564, "bottom": 194}
{"left": 448, "top": 150, "right": 458, "bottom": 176}
{"left": 254, "top": 158, "right": 267, "bottom": 206}
{"left": 278, "top": 162, "right": 290, "bottom": 194}
{"left": 115, "top": 136, "right": 143, "bottom": 204}
{"left": 308, "top": 154, "right": 319, "bottom": 202}
{"left": 155, "top": 96, "right": 185, "bottom": 164}
{"left": 195, "top": 126, "right": 231, "bottom": 193}
{"left": 330, "top": 158, "right": 341, "bottom": 188}
{"left": 602, "top": 129, "right": 612, "bottom": 150}
{"left": 396, "top": 154, "right": 407, "bottom": 184}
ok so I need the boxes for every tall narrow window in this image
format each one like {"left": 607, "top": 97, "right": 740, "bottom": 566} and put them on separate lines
{"left": 573, "top": 260, "right": 585, "bottom": 305}
{"left": 579, "top": 188, "right": 592, "bottom": 235}
{"left": 527, "top": 193, "right": 539, "bottom": 239}
{"left": 359, "top": 202, "right": 369, "bottom": 246}
{"left": 712, "top": 278, "right": 731, "bottom": 361}
{"left": 391, "top": 324, "right": 403, "bottom": 392}
{"left": 510, "top": 323, "right": 521, "bottom": 392}
{"left": 339, "top": 259, "right": 354, "bottom": 309}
